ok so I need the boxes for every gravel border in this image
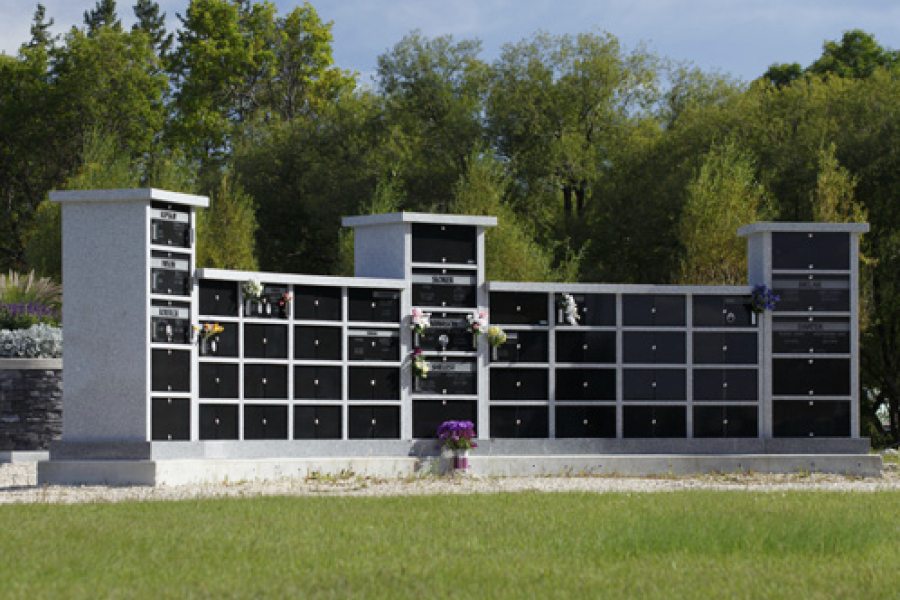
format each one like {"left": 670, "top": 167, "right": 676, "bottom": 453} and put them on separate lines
{"left": 1, "top": 462, "right": 899, "bottom": 504}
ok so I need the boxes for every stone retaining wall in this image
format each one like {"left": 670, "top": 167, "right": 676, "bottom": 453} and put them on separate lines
{"left": 0, "top": 359, "right": 62, "bottom": 451}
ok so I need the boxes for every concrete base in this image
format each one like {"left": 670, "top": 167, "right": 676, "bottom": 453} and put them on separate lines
{"left": 38, "top": 453, "right": 882, "bottom": 486}
{"left": 0, "top": 451, "right": 50, "bottom": 463}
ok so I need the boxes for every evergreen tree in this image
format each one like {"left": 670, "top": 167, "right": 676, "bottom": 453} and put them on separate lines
{"left": 28, "top": 4, "right": 56, "bottom": 51}
{"left": 133, "top": 0, "right": 173, "bottom": 57}
{"left": 84, "top": 0, "right": 121, "bottom": 34}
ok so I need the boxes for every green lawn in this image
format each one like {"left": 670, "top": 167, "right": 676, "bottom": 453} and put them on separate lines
{"left": 1, "top": 491, "right": 897, "bottom": 599}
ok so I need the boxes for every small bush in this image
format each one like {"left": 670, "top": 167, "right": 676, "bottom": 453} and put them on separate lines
{"left": 0, "top": 270, "right": 62, "bottom": 311}
{"left": 0, "top": 301, "right": 61, "bottom": 330}
{"left": 0, "top": 324, "right": 63, "bottom": 358}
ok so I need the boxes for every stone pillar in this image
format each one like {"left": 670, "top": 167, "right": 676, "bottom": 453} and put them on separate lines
{"left": 0, "top": 358, "right": 63, "bottom": 450}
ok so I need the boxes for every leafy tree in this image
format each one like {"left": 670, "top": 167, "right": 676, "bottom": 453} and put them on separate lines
{"left": 453, "top": 151, "right": 580, "bottom": 282}
{"left": 487, "top": 31, "right": 660, "bottom": 222}
{"left": 761, "top": 62, "right": 802, "bottom": 87}
{"left": 376, "top": 31, "right": 488, "bottom": 211}
{"left": 23, "top": 128, "right": 141, "bottom": 282}
{"left": 675, "top": 142, "right": 766, "bottom": 285}
{"left": 265, "top": 3, "right": 355, "bottom": 121}
{"left": 808, "top": 29, "right": 899, "bottom": 78}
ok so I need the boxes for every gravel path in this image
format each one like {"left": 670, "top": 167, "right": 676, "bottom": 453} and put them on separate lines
{"left": 1, "top": 461, "right": 899, "bottom": 504}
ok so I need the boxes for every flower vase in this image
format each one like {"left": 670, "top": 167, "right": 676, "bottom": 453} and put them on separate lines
{"left": 200, "top": 338, "right": 208, "bottom": 356}
{"left": 414, "top": 377, "right": 421, "bottom": 392}
{"left": 257, "top": 302, "right": 264, "bottom": 315}
{"left": 266, "top": 302, "right": 272, "bottom": 316}
{"left": 414, "top": 332, "right": 420, "bottom": 347}
{"left": 472, "top": 334, "right": 478, "bottom": 349}
{"left": 453, "top": 449, "right": 469, "bottom": 470}
{"left": 492, "top": 346, "right": 498, "bottom": 361}
{"left": 558, "top": 308, "right": 564, "bottom": 323}
{"left": 751, "top": 312, "right": 757, "bottom": 326}
{"left": 245, "top": 299, "right": 252, "bottom": 316}
{"left": 211, "top": 340, "right": 218, "bottom": 354}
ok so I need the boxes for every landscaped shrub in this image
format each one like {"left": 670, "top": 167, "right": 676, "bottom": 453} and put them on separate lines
{"left": 0, "top": 301, "right": 60, "bottom": 330}
{"left": 0, "top": 270, "right": 62, "bottom": 330}
{"left": 0, "top": 324, "right": 63, "bottom": 358}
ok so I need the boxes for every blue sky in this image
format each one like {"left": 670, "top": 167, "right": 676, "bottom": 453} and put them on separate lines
{"left": 2, "top": 0, "right": 900, "bottom": 83}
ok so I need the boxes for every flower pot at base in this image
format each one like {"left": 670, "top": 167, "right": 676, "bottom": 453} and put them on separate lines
{"left": 453, "top": 450, "right": 469, "bottom": 470}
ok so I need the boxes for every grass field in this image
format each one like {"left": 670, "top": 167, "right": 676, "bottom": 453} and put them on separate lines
{"left": 1, "top": 491, "right": 898, "bottom": 599}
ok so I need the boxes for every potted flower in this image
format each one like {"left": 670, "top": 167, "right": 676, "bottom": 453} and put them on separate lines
{"left": 750, "top": 285, "right": 780, "bottom": 324}
{"left": 467, "top": 310, "right": 488, "bottom": 347}
{"left": 411, "top": 349, "right": 430, "bottom": 391}
{"left": 557, "top": 293, "right": 580, "bottom": 325}
{"left": 194, "top": 323, "right": 224, "bottom": 355}
{"left": 437, "top": 420, "right": 478, "bottom": 470}
{"left": 242, "top": 278, "right": 263, "bottom": 315}
{"left": 279, "top": 292, "right": 293, "bottom": 318}
{"left": 486, "top": 325, "right": 507, "bottom": 360}
{"left": 411, "top": 308, "right": 431, "bottom": 347}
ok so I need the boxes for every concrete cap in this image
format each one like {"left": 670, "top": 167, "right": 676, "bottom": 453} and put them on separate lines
{"left": 50, "top": 188, "right": 209, "bottom": 208}
{"left": 342, "top": 212, "right": 497, "bottom": 228}
{"left": 738, "top": 221, "right": 869, "bottom": 236}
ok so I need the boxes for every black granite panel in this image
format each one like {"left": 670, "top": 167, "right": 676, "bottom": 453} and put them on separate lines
{"left": 199, "top": 279, "right": 238, "bottom": 317}
{"left": 294, "top": 366, "right": 342, "bottom": 400}
{"left": 555, "top": 293, "right": 615, "bottom": 326}
{"left": 623, "top": 405, "right": 686, "bottom": 438}
{"left": 294, "top": 405, "right": 342, "bottom": 439}
{"left": 294, "top": 286, "right": 342, "bottom": 321}
{"left": 623, "top": 295, "right": 686, "bottom": 326}
{"left": 348, "top": 406, "right": 401, "bottom": 439}
{"left": 150, "top": 250, "right": 191, "bottom": 296}
{"left": 417, "top": 358, "right": 477, "bottom": 395}
{"left": 412, "top": 269, "right": 477, "bottom": 308}
{"left": 412, "top": 400, "right": 478, "bottom": 438}
{"left": 556, "top": 331, "right": 616, "bottom": 363}
{"left": 293, "top": 325, "right": 342, "bottom": 361}
{"left": 491, "top": 330, "right": 548, "bottom": 363}
{"left": 772, "top": 274, "right": 850, "bottom": 313}
{"left": 773, "top": 316, "right": 850, "bottom": 354}
{"left": 693, "top": 405, "right": 758, "bottom": 438}
{"left": 151, "top": 349, "right": 190, "bottom": 393}
{"left": 692, "top": 369, "right": 758, "bottom": 402}
{"left": 348, "top": 367, "right": 400, "bottom": 400}
{"left": 773, "top": 400, "right": 851, "bottom": 437}
{"left": 349, "top": 289, "right": 401, "bottom": 322}
{"left": 411, "top": 223, "right": 477, "bottom": 265}
{"left": 150, "top": 202, "right": 191, "bottom": 248}
{"left": 773, "top": 358, "right": 850, "bottom": 397}
{"left": 623, "top": 369, "right": 686, "bottom": 401}
{"left": 490, "top": 406, "right": 549, "bottom": 438}
{"left": 417, "top": 313, "right": 473, "bottom": 351}
{"left": 199, "top": 404, "right": 239, "bottom": 440}
{"left": 489, "top": 292, "right": 549, "bottom": 325}
{"left": 489, "top": 368, "right": 549, "bottom": 400}
{"left": 693, "top": 332, "right": 758, "bottom": 365}
{"left": 623, "top": 331, "right": 685, "bottom": 364}
{"left": 348, "top": 329, "right": 400, "bottom": 361}
{"left": 555, "top": 406, "right": 616, "bottom": 438}
{"left": 243, "top": 364, "right": 288, "bottom": 399}
{"left": 151, "top": 300, "right": 191, "bottom": 344}
{"left": 151, "top": 398, "right": 190, "bottom": 441}
{"left": 244, "top": 405, "right": 288, "bottom": 440}
{"left": 772, "top": 232, "right": 850, "bottom": 271}
{"left": 243, "top": 324, "right": 288, "bottom": 359}
{"left": 692, "top": 295, "right": 754, "bottom": 328}
{"left": 199, "top": 363, "right": 239, "bottom": 399}
{"left": 555, "top": 368, "right": 616, "bottom": 401}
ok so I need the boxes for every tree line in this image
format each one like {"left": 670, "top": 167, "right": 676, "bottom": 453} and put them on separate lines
{"left": 1, "top": 1, "right": 899, "bottom": 443}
